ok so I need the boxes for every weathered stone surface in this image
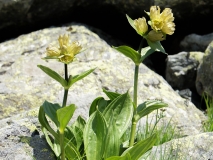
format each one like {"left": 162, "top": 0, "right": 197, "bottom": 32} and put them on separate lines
{"left": 196, "top": 41, "right": 213, "bottom": 97}
{"left": 0, "top": 23, "right": 206, "bottom": 159}
{"left": 143, "top": 132, "right": 213, "bottom": 160}
{"left": 165, "top": 51, "right": 203, "bottom": 90}
{"left": 180, "top": 33, "right": 213, "bottom": 52}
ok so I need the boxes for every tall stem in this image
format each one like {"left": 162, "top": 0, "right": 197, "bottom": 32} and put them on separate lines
{"left": 129, "top": 38, "right": 144, "bottom": 147}
{"left": 60, "top": 132, "right": 65, "bottom": 160}
{"left": 62, "top": 64, "right": 69, "bottom": 108}
{"left": 61, "top": 64, "right": 68, "bottom": 160}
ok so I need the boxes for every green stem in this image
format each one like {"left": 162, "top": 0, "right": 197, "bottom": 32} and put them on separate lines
{"left": 62, "top": 64, "right": 69, "bottom": 107}
{"left": 129, "top": 64, "right": 139, "bottom": 147}
{"left": 129, "top": 38, "right": 144, "bottom": 147}
{"left": 60, "top": 132, "right": 65, "bottom": 160}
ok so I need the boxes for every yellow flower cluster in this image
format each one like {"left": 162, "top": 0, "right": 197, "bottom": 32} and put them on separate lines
{"left": 45, "top": 34, "right": 82, "bottom": 64}
{"left": 133, "top": 6, "right": 175, "bottom": 42}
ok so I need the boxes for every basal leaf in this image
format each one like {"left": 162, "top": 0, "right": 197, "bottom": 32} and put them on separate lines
{"left": 106, "top": 153, "right": 131, "bottom": 160}
{"left": 121, "top": 134, "right": 157, "bottom": 159}
{"left": 83, "top": 110, "right": 107, "bottom": 160}
{"left": 104, "top": 114, "right": 120, "bottom": 159}
{"left": 37, "top": 65, "right": 67, "bottom": 88}
{"left": 103, "top": 92, "right": 133, "bottom": 138}
{"left": 89, "top": 97, "right": 110, "bottom": 116}
{"left": 103, "top": 88, "right": 121, "bottom": 100}
{"left": 134, "top": 100, "right": 168, "bottom": 122}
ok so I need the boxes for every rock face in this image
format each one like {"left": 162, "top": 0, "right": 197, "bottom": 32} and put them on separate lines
{"left": 196, "top": 41, "right": 213, "bottom": 97}
{"left": 144, "top": 132, "right": 213, "bottom": 160}
{"left": 0, "top": 23, "right": 206, "bottom": 159}
{"left": 166, "top": 51, "right": 203, "bottom": 90}
{"left": 180, "top": 33, "right": 213, "bottom": 52}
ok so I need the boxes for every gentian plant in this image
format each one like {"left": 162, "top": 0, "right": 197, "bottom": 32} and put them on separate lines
{"left": 38, "top": 6, "right": 175, "bottom": 160}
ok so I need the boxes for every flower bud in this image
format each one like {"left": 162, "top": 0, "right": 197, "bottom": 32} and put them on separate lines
{"left": 146, "top": 30, "right": 165, "bottom": 42}
{"left": 134, "top": 17, "right": 148, "bottom": 36}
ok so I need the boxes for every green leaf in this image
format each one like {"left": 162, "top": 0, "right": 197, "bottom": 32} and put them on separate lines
{"left": 84, "top": 110, "right": 107, "bottom": 160}
{"left": 64, "top": 137, "right": 82, "bottom": 160}
{"left": 57, "top": 104, "right": 76, "bottom": 132}
{"left": 140, "top": 46, "right": 155, "bottom": 62}
{"left": 42, "top": 101, "right": 60, "bottom": 127}
{"left": 122, "top": 134, "right": 157, "bottom": 159}
{"left": 71, "top": 115, "right": 86, "bottom": 132}
{"left": 134, "top": 100, "right": 168, "bottom": 122}
{"left": 104, "top": 114, "right": 120, "bottom": 159}
{"left": 38, "top": 105, "right": 58, "bottom": 138}
{"left": 67, "top": 116, "right": 86, "bottom": 150}
{"left": 37, "top": 65, "right": 67, "bottom": 88}
{"left": 103, "top": 88, "right": 121, "bottom": 100}
{"left": 103, "top": 92, "right": 133, "bottom": 138}
{"left": 126, "top": 14, "right": 136, "bottom": 32}
{"left": 106, "top": 153, "right": 131, "bottom": 160}
{"left": 67, "top": 68, "right": 95, "bottom": 89}
{"left": 112, "top": 46, "right": 141, "bottom": 65}
{"left": 42, "top": 127, "right": 61, "bottom": 157}
{"left": 146, "top": 39, "right": 167, "bottom": 54}
{"left": 89, "top": 97, "right": 110, "bottom": 116}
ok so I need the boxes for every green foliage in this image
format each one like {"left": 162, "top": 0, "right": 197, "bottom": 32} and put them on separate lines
{"left": 37, "top": 6, "right": 173, "bottom": 159}
{"left": 202, "top": 93, "right": 213, "bottom": 132}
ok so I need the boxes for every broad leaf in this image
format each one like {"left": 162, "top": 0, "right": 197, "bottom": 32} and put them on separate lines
{"left": 103, "top": 92, "right": 133, "bottom": 138}
{"left": 89, "top": 97, "right": 110, "bottom": 116}
{"left": 57, "top": 104, "right": 76, "bottom": 132}
{"left": 42, "top": 100, "right": 60, "bottom": 127}
{"left": 146, "top": 39, "right": 167, "bottom": 54}
{"left": 67, "top": 68, "right": 95, "bottom": 89}
{"left": 84, "top": 110, "right": 107, "bottom": 160}
{"left": 42, "top": 127, "right": 61, "bottom": 157}
{"left": 64, "top": 137, "right": 82, "bottom": 160}
{"left": 106, "top": 153, "right": 131, "bottom": 160}
{"left": 38, "top": 105, "right": 58, "bottom": 138}
{"left": 113, "top": 46, "right": 141, "bottom": 65}
{"left": 103, "top": 88, "right": 121, "bottom": 100}
{"left": 122, "top": 134, "right": 157, "bottom": 159}
{"left": 140, "top": 46, "right": 155, "bottom": 62}
{"left": 134, "top": 100, "right": 168, "bottom": 122}
{"left": 37, "top": 65, "right": 67, "bottom": 88}
{"left": 104, "top": 114, "right": 120, "bottom": 159}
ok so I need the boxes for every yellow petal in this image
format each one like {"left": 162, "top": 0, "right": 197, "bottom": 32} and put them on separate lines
{"left": 162, "top": 22, "right": 175, "bottom": 35}
{"left": 134, "top": 17, "right": 148, "bottom": 35}
{"left": 46, "top": 46, "right": 60, "bottom": 57}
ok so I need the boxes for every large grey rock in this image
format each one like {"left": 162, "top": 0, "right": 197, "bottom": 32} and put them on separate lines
{"left": 196, "top": 41, "right": 213, "bottom": 97}
{"left": 166, "top": 51, "right": 203, "bottom": 90}
{"left": 180, "top": 33, "right": 213, "bottom": 52}
{"left": 0, "top": 23, "right": 206, "bottom": 159}
{"left": 143, "top": 132, "right": 213, "bottom": 160}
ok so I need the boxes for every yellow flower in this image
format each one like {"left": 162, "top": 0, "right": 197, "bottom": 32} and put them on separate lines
{"left": 149, "top": 6, "right": 175, "bottom": 35}
{"left": 134, "top": 17, "right": 148, "bottom": 36}
{"left": 44, "top": 34, "right": 82, "bottom": 64}
{"left": 146, "top": 30, "right": 165, "bottom": 42}
{"left": 46, "top": 45, "right": 60, "bottom": 57}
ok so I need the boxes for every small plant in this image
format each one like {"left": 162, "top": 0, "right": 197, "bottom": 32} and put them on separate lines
{"left": 38, "top": 6, "right": 175, "bottom": 160}
{"left": 202, "top": 92, "right": 213, "bottom": 132}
